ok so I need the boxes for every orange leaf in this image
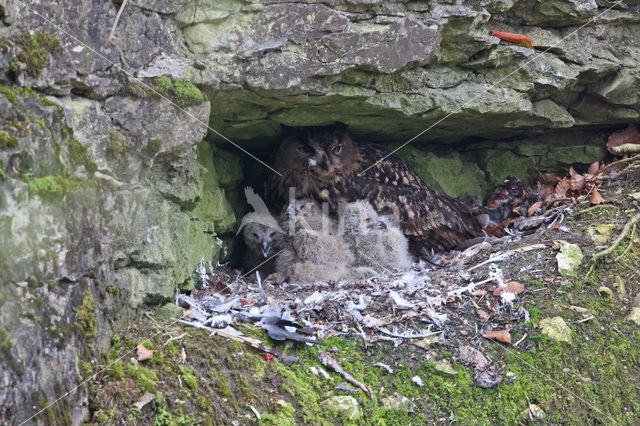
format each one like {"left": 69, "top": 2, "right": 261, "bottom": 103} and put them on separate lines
{"left": 483, "top": 329, "right": 512, "bottom": 344}
{"left": 527, "top": 201, "right": 543, "bottom": 217}
{"left": 137, "top": 344, "right": 153, "bottom": 361}
{"left": 590, "top": 188, "right": 605, "bottom": 205}
{"left": 555, "top": 179, "right": 569, "bottom": 199}
{"left": 477, "top": 309, "right": 490, "bottom": 321}
{"left": 506, "top": 281, "right": 525, "bottom": 294}
{"left": 587, "top": 161, "right": 600, "bottom": 176}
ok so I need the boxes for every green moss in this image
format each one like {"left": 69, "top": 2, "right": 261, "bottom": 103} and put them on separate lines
{"left": 176, "top": 365, "right": 198, "bottom": 390}
{"left": 0, "top": 86, "right": 18, "bottom": 103}
{"left": 67, "top": 132, "right": 97, "bottom": 173}
{"left": 0, "top": 130, "right": 18, "bottom": 149}
{"left": 27, "top": 175, "right": 76, "bottom": 201}
{"left": 216, "top": 376, "right": 231, "bottom": 399}
{"left": 15, "top": 32, "right": 61, "bottom": 76}
{"left": 27, "top": 275, "right": 38, "bottom": 287}
{"left": 73, "top": 290, "right": 96, "bottom": 338}
{"left": 107, "top": 359, "right": 124, "bottom": 379}
{"left": 105, "top": 130, "right": 127, "bottom": 160}
{"left": 105, "top": 285, "right": 117, "bottom": 294}
{"left": 125, "top": 364, "right": 159, "bottom": 393}
{"left": 1, "top": 327, "right": 24, "bottom": 375}
{"left": 0, "top": 248, "right": 15, "bottom": 282}
{"left": 152, "top": 76, "right": 204, "bottom": 106}
{"left": 147, "top": 138, "right": 163, "bottom": 152}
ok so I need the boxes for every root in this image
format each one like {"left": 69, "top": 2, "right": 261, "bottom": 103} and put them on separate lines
{"left": 614, "top": 223, "right": 636, "bottom": 262}
{"left": 592, "top": 212, "right": 640, "bottom": 262}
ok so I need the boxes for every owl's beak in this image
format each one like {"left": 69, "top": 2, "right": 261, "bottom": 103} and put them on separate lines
{"left": 320, "top": 153, "right": 330, "bottom": 171}
{"left": 260, "top": 239, "right": 272, "bottom": 257}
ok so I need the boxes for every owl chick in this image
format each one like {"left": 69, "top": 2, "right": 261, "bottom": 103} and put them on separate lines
{"left": 241, "top": 217, "right": 283, "bottom": 277}
{"left": 343, "top": 200, "right": 413, "bottom": 274}
{"left": 275, "top": 198, "right": 354, "bottom": 283}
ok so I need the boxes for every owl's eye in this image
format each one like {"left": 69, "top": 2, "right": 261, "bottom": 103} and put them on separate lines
{"left": 298, "top": 145, "right": 311, "bottom": 153}
{"left": 332, "top": 145, "right": 342, "bottom": 154}
{"left": 364, "top": 218, "right": 371, "bottom": 223}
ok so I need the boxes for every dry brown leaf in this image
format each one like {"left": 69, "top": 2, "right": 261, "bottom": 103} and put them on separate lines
{"left": 606, "top": 124, "right": 640, "bottom": 155}
{"left": 590, "top": 188, "right": 605, "bottom": 205}
{"left": 569, "top": 174, "right": 585, "bottom": 191}
{"left": 587, "top": 161, "right": 600, "bottom": 176}
{"left": 137, "top": 344, "right": 153, "bottom": 361}
{"left": 527, "top": 201, "right": 543, "bottom": 217}
{"left": 477, "top": 309, "right": 490, "bottom": 322}
{"left": 483, "top": 329, "right": 512, "bottom": 344}
{"left": 471, "top": 289, "right": 487, "bottom": 297}
{"left": 568, "top": 166, "right": 578, "bottom": 178}
{"left": 506, "top": 281, "right": 525, "bottom": 294}
{"left": 531, "top": 173, "right": 560, "bottom": 186}
{"left": 555, "top": 179, "right": 569, "bottom": 198}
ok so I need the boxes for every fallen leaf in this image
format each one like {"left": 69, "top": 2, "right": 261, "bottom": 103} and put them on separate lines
{"left": 554, "top": 179, "right": 569, "bottom": 199}
{"left": 483, "top": 329, "right": 512, "bottom": 344}
{"left": 506, "top": 281, "right": 525, "bottom": 294}
{"left": 477, "top": 309, "right": 490, "bottom": 321}
{"left": 137, "top": 344, "right": 153, "bottom": 361}
{"left": 590, "top": 188, "right": 605, "bottom": 205}
{"left": 606, "top": 124, "right": 640, "bottom": 155}
{"left": 471, "top": 289, "right": 487, "bottom": 297}
{"left": 527, "top": 201, "right": 543, "bottom": 217}
{"left": 587, "top": 161, "right": 600, "bottom": 176}
{"left": 568, "top": 166, "right": 579, "bottom": 178}
{"left": 264, "top": 353, "right": 274, "bottom": 361}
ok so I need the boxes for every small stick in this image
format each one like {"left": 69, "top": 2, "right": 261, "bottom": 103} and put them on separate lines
{"left": 592, "top": 212, "right": 640, "bottom": 262}
{"left": 594, "top": 154, "right": 640, "bottom": 177}
{"left": 614, "top": 224, "right": 636, "bottom": 262}
{"left": 109, "top": 0, "right": 130, "bottom": 42}
{"left": 163, "top": 332, "right": 187, "bottom": 346}
{"left": 514, "top": 333, "right": 527, "bottom": 347}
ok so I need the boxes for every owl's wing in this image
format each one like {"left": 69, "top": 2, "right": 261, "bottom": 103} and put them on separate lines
{"left": 354, "top": 143, "right": 428, "bottom": 189}
{"left": 351, "top": 178, "right": 479, "bottom": 251}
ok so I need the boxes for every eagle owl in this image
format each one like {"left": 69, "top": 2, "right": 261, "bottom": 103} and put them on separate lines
{"left": 265, "top": 123, "right": 481, "bottom": 252}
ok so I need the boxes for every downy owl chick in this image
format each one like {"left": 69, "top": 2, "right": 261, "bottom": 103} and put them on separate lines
{"left": 242, "top": 218, "right": 283, "bottom": 277}
{"left": 343, "top": 200, "right": 412, "bottom": 274}
{"left": 275, "top": 198, "right": 354, "bottom": 283}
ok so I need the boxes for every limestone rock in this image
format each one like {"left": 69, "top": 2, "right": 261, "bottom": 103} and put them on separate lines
{"left": 587, "top": 224, "right": 618, "bottom": 245}
{"left": 321, "top": 395, "right": 362, "bottom": 420}
{"left": 556, "top": 243, "right": 583, "bottom": 276}
{"left": 381, "top": 394, "right": 413, "bottom": 410}
{"left": 539, "top": 317, "right": 572, "bottom": 343}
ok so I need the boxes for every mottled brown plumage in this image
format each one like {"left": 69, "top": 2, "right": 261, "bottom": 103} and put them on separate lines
{"left": 265, "top": 123, "right": 481, "bottom": 252}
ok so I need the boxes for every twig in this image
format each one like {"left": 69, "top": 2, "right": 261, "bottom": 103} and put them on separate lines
{"left": 109, "top": 0, "right": 129, "bottom": 42}
{"left": 514, "top": 333, "right": 527, "bottom": 347}
{"left": 614, "top": 224, "right": 636, "bottom": 262}
{"left": 594, "top": 154, "right": 640, "bottom": 177}
{"left": 163, "top": 332, "right": 187, "bottom": 346}
{"left": 319, "top": 351, "right": 374, "bottom": 401}
{"left": 592, "top": 212, "right": 640, "bottom": 262}
{"left": 199, "top": 388, "right": 231, "bottom": 424}
{"left": 573, "top": 316, "right": 594, "bottom": 324}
